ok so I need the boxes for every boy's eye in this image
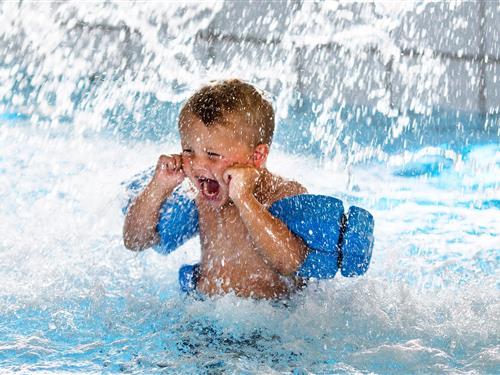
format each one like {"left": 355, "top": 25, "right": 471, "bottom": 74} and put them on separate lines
{"left": 207, "top": 152, "right": 223, "bottom": 159}
{"left": 182, "top": 149, "right": 193, "bottom": 155}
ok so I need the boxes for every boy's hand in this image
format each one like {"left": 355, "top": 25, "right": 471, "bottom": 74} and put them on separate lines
{"left": 152, "top": 154, "right": 185, "bottom": 193}
{"left": 123, "top": 154, "right": 184, "bottom": 251}
{"left": 223, "top": 165, "right": 259, "bottom": 204}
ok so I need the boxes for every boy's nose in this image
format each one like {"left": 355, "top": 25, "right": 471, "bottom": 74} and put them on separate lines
{"left": 184, "top": 155, "right": 209, "bottom": 175}
{"left": 181, "top": 154, "right": 196, "bottom": 167}
{"left": 186, "top": 153, "right": 208, "bottom": 167}
{"left": 192, "top": 165, "right": 212, "bottom": 178}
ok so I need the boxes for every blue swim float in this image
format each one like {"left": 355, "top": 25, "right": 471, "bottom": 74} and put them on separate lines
{"left": 123, "top": 170, "right": 374, "bottom": 293}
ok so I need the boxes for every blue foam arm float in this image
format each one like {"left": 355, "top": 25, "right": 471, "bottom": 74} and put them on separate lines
{"left": 268, "top": 195, "right": 344, "bottom": 279}
{"left": 154, "top": 191, "right": 199, "bottom": 255}
{"left": 268, "top": 195, "right": 374, "bottom": 278}
{"left": 122, "top": 171, "right": 374, "bottom": 292}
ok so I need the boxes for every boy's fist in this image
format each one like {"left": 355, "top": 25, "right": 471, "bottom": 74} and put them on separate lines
{"left": 223, "top": 165, "right": 259, "bottom": 203}
{"left": 153, "top": 154, "right": 185, "bottom": 191}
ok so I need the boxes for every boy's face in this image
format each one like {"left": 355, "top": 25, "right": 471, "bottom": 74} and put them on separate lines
{"left": 179, "top": 112, "right": 260, "bottom": 208}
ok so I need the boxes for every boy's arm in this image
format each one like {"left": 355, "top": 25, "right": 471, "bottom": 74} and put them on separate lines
{"left": 123, "top": 155, "right": 184, "bottom": 251}
{"left": 224, "top": 167, "right": 309, "bottom": 276}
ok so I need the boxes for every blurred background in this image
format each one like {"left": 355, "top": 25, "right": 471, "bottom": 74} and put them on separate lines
{"left": 1, "top": 1, "right": 498, "bottom": 157}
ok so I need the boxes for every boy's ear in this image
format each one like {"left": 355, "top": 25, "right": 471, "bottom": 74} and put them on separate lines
{"left": 252, "top": 144, "right": 269, "bottom": 168}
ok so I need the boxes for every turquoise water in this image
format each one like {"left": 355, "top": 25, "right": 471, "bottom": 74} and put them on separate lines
{"left": 0, "top": 107, "right": 498, "bottom": 373}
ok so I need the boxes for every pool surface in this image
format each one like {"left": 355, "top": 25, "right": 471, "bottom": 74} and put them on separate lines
{"left": 0, "top": 110, "right": 498, "bottom": 373}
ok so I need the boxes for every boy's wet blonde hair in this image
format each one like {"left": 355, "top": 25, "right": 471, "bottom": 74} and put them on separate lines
{"left": 179, "top": 79, "right": 275, "bottom": 146}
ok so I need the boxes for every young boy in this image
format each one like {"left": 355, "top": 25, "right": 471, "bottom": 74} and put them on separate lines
{"left": 123, "top": 79, "right": 309, "bottom": 299}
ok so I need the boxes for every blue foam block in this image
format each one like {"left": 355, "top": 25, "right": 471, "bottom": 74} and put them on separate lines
{"left": 179, "top": 264, "right": 200, "bottom": 294}
{"left": 268, "top": 194, "right": 344, "bottom": 279}
{"left": 155, "top": 191, "right": 199, "bottom": 254}
{"left": 340, "top": 206, "right": 374, "bottom": 277}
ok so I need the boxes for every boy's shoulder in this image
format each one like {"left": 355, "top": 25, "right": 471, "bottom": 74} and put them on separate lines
{"left": 262, "top": 172, "right": 307, "bottom": 207}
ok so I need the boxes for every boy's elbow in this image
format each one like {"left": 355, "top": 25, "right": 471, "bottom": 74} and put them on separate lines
{"left": 276, "top": 243, "right": 309, "bottom": 276}
{"left": 276, "top": 255, "right": 303, "bottom": 276}
{"left": 276, "top": 266, "right": 295, "bottom": 277}
{"left": 122, "top": 231, "right": 152, "bottom": 252}
{"left": 123, "top": 235, "right": 142, "bottom": 251}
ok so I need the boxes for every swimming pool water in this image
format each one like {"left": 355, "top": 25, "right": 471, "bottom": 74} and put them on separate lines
{"left": 0, "top": 109, "right": 498, "bottom": 373}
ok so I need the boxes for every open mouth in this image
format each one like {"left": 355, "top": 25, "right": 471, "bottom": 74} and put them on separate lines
{"left": 198, "top": 177, "right": 220, "bottom": 200}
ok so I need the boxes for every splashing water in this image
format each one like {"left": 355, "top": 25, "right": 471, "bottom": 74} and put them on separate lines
{"left": 1, "top": 2, "right": 499, "bottom": 373}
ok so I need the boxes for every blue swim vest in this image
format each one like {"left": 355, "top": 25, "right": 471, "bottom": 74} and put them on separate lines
{"left": 123, "top": 171, "right": 374, "bottom": 293}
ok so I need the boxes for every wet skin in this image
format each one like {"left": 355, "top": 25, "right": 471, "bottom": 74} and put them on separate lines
{"left": 123, "top": 112, "right": 309, "bottom": 299}
{"left": 179, "top": 113, "right": 308, "bottom": 298}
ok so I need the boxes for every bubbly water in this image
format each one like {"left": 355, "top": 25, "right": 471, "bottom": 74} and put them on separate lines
{"left": 1, "top": 2, "right": 499, "bottom": 374}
